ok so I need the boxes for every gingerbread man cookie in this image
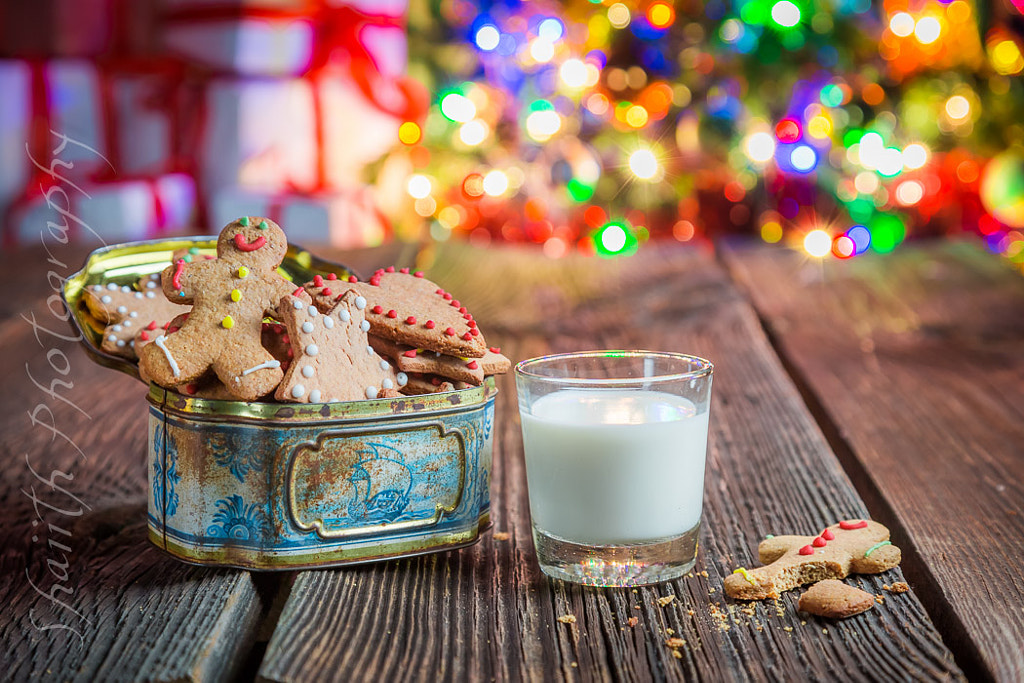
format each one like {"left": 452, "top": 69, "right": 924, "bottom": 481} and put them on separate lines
{"left": 275, "top": 290, "right": 405, "bottom": 403}
{"left": 724, "top": 519, "right": 901, "bottom": 600}
{"left": 83, "top": 276, "right": 186, "bottom": 359}
{"left": 138, "top": 217, "right": 309, "bottom": 401}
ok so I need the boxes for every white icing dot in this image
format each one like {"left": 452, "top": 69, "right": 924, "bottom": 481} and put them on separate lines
{"left": 338, "top": 310, "right": 351, "bottom": 323}
{"left": 366, "top": 346, "right": 374, "bottom": 355}
{"left": 146, "top": 291, "right": 156, "bottom": 298}
{"left": 301, "top": 322, "right": 314, "bottom": 333}
{"left": 322, "top": 316, "right": 334, "bottom": 329}
{"left": 116, "top": 340, "right": 126, "bottom": 347}
{"left": 305, "top": 344, "right": 318, "bottom": 356}
{"left": 107, "top": 334, "right": 116, "bottom": 342}
{"left": 360, "top": 320, "right": 370, "bottom": 332}
{"left": 129, "top": 311, "right": 138, "bottom": 318}
{"left": 121, "top": 286, "right": 131, "bottom": 293}
{"left": 112, "top": 324, "right": 122, "bottom": 332}
{"left": 382, "top": 378, "right": 394, "bottom": 390}
{"left": 396, "top": 372, "right": 408, "bottom": 386}
{"left": 91, "top": 285, "right": 102, "bottom": 291}
{"left": 365, "top": 386, "right": 377, "bottom": 399}
{"left": 354, "top": 296, "right": 366, "bottom": 310}
{"left": 308, "top": 306, "right": 318, "bottom": 317}
{"left": 293, "top": 300, "right": 305, "bottom": 309}
{"left": 134, "top": 292, "right": 144, "bottom": 299}
{"left": 117, "top": 305, "right": 128, "bottom": 314}
{"left": 301, "top": 365, "right": 314, "bottom": 378}
{"left": 146, "top": 280, "right": 158, "bottom": 288}
{"left": 129, "top": 340, "right": 134, "bottom": 347}
{"left": 379, "top": 360, "right": 389, "bottom": 370}
{"left": 101, "top": 295, "right": 112, "bottom": 304}
{"left": 107, "top": 283, "right": 118, "bottom": 290}
{"left": 123, "top": 320, "right": 132, "bottom": 327}
{"left": 309, "top": 389, "right": 321, "bottom": 403}
{"left": 291, "top": 384, "right": 305, "bottom": 398}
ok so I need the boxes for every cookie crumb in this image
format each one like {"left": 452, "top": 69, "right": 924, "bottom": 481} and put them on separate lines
{"left": 627, "top": 616, "right": 639, "bottom": 627}
{"left": 672, "top": 650, "right": 683, "bottom": 659}
{"left": 708, "top": 588, "right": 716, "bottom": 594}
{"left": 665, "top": 627, "right": 675, "bottom": 635}
{"left": 492, "top": 532, "right": 510, "bottom": 541}
{"left": 884, "top": 582, "right": 910, "bottom": 594}
{"left": 557, "top": 615, "right": 576, "bottom": 624}
{"left": 665, "top": 637, "right": 687, "bottom": 648}
{"left": 783, "top": 626, "right": 793, "bottom": 632}
{"left": 875, "top": 594, "right": 886, "bottom": 604}
{"left": 657, "top": 595, "right": 676, "bottom": 607}
{"left": 570, "top": 662, "right": 578, "bottom": 668}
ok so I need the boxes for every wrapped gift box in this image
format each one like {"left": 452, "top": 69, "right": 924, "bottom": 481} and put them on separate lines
{"left": 7, "top": 173, "right": 197, "bottom": 245}
{"left": 209, "top": 185, "right": 388, "bottom": 248}
{"left": 106, "top": 65, "right": 184, "bottom": 176}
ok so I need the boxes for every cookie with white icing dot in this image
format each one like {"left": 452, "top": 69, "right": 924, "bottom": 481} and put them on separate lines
{"left": 275, "top": 290, "right": 400, "bottom": 404}
{"left": 83, "top": 275, "right": 187, "bottom": 359}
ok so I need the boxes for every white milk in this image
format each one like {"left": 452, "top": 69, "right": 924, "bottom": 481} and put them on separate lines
{"left": 521, "top": 389, "right": 709, "bottom": 544}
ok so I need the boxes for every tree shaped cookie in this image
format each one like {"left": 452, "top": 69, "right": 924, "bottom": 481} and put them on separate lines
{"left": 275, "top": 290, "right": 406, "bottom": 403}
{"left": 138, "top": 216, "right": 308, "bottom": 401}
{"left": 724, "top": 519, "right": 901, "bottom": 600}
{"left": 83, "top": 276, "right": 187, "bottom": 359}
{"left": 304, "top": 268, "right": 486, "bottom": 358}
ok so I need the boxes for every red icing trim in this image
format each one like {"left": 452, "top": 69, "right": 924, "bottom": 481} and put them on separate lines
{"left": 184, "top": 384, "right": 197, "bottom": 395}
{"left": 387, "top": 309, "right": 398, "bottom": 319}
{"left": 467, "top": 361, "right": 478, "bottom": 369}
{"left": 436, "top": 288, "right": 444, "bottom": 295}
{"left": 293, "top": 287, "right": 304, "bottom": 296}
{"left": 468, "top": 320, "right": 477, "bottom": 328}
{"left": 822, "top": 529, "right": 835, "bottom": 540}
{"left": 385, "top": 266, "right": 395, "bottom": 273}
{"left": 404, "top": 350, "right": 417, "bottom": 357}
{"left": 414, "top": 271, "right": 424, "bottom": 278}
{"left": 451, "top": 300, "right": 460, "bottom": 307}
{"left": 399, "top": 267, "right": 409, "bottom": 274}
{"left": 798, "top": 545, "right": 814, "bottom": 556}
{"left": 147, "top": 321, "right": 158, "bottom": 330}
{"left": 372, "top": 305, "right": 383, "bottom": 314}
{"left": 282, "top": 335, "right": 290, "bottom": 344}
{"left": 443, "top": 293, "right": 452, "bottom": 301}
{"left": 469, "top": 328, "right": 479, "bottom": 336}
{"left": 233, "top": 234, "right": 267, "bottom": 252}
{"left": 445, "top": 327, "right": 455, "bottom": 336}
{"left": 348, "top": 275, "right": 358, "bottom": 283}
{"left": 313, "top": 275, "right": 324, "bottom": 287}
{"left": 140, "top": 331, "right": 149, "bottom": 341}
{"left": 462, "top": 332, "right": 472, "bottom": 340}
{"left": 839, "top": 520, "right": 868, "bottom": 530}
{"left": 489, "top": 347, "right": 500, "bottom": 353}
{"left": 172, "top": 259, "right": 185, "bottom": 289}
{"left": 459, "top": 307, "right": 467, "bottom": 314}
{"left": 425, "top": 320, "right": 435, "bottom": 329}
{"left": 327, "top": 273, "right": 337, "bottom": 280}
{"left": 812, "top": 536, "right": 826, "bottom": 548}
{"left": 322, "top": 287, "right": 332, "bottom": 296}
{"left": 406, "top": 316, "right": 416, "bottom": 324}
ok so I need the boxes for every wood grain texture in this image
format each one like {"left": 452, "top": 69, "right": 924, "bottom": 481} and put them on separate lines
{"left": 258, "top": 242, "right": 962, "bottom": 682}
{"left": 0, "top": 262, "right": 270, "bottom": 682}
{"left": 722, "top": 238, "right": 1024, "bottom": 682}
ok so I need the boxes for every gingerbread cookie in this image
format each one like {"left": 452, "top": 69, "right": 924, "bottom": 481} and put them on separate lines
{"left": 304, "top": 268, "right": 486, "bottom": 358}
{"left": 400, "top": 373, "right": 459, "bottom": 395}
{"left": 724, "top": 519, "right": 901, "bottom": 600}
{"left": 275, "top": 290, "right": 406, "bottom": 403}
{"left": 369, "top": 336, "right": 485, "bottom": 385}
{"left": 83, "top": 277, "right": 187, "bottom": 358}
{"left": 797, "top": 580, "right": 875, "bottom": 619}
{"left": 138, "top": 216, "right": 310, "bottom": 401}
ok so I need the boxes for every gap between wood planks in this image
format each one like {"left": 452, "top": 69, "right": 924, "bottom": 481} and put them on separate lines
{"left": 715, "top": 243, "right": 990, "bottom": 683}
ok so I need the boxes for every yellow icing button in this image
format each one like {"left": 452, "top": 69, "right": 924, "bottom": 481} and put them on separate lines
{"left": 237, "top": 266, "right": 249, "bottom": 278}
{"left": 221, "top": 315, "right": 234, "bottom": 329}
{"left": 230, "top": 288, "right": 242, "bottom": 302}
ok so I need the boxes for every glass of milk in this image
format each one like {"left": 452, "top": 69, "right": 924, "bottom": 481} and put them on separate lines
{"left": 515, "top": 350, "right": 713, "bottom": 586}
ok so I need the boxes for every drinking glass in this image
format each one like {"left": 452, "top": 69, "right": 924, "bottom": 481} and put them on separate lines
{"left": 515, "top": 350, "right": 714, "bottom": 586}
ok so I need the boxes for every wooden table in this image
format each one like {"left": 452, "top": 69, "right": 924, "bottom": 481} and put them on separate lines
{"left": 2, "top": 237, "right": 1022, "bottom": 682}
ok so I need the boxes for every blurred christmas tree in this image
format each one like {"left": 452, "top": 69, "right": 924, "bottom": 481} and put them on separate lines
{"left": 375, "top": 0, "right": 1024, "bottom": 268}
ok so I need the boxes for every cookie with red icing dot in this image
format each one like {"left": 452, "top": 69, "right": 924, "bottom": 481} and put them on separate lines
{"left": 302, "top": 269, "right": 486, "bottom": 359}
{"left": 723, "top": 519, "right": 901, "bottom": 600}
{"left": 368, "top": 336, "right": 485, "bottom": 386}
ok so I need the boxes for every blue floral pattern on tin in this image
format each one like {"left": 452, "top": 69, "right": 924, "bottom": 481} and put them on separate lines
{"left": 207, "top": 495, "right": 269, "bottom": 540}
{"left": 210, "top": 433, "right": 266, "bottom": 483}
{"left": 152, "top": 423, "right": 180, "bottom": 517}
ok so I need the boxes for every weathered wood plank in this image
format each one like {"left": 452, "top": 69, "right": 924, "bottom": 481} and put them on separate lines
{"left": 258, "top": 242, "right": 962, "bottom": 682}
{"left": 722, "top": 238, "right": 1024, "bottom": 682}
{"left": 0, "top": 279, "right": 270, "bottom": 681}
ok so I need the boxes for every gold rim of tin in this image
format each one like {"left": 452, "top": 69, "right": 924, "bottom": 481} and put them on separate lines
{"left": 150, "top": 376, "right": 497, "bottom": 422}
{"left": 64, "top": 236, "right": 496, "bottom": 417}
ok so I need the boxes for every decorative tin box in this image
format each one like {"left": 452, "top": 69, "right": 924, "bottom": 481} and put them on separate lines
{"left": 64, "top": 237, "right": 494, "bottom": 570}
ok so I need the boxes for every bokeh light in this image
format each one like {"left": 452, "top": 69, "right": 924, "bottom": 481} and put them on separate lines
{"left": 804, "top": 230, "right": 832, "bottom": 257}
{"left": 629, "top": 149, "right": 659, "bottom": 180}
